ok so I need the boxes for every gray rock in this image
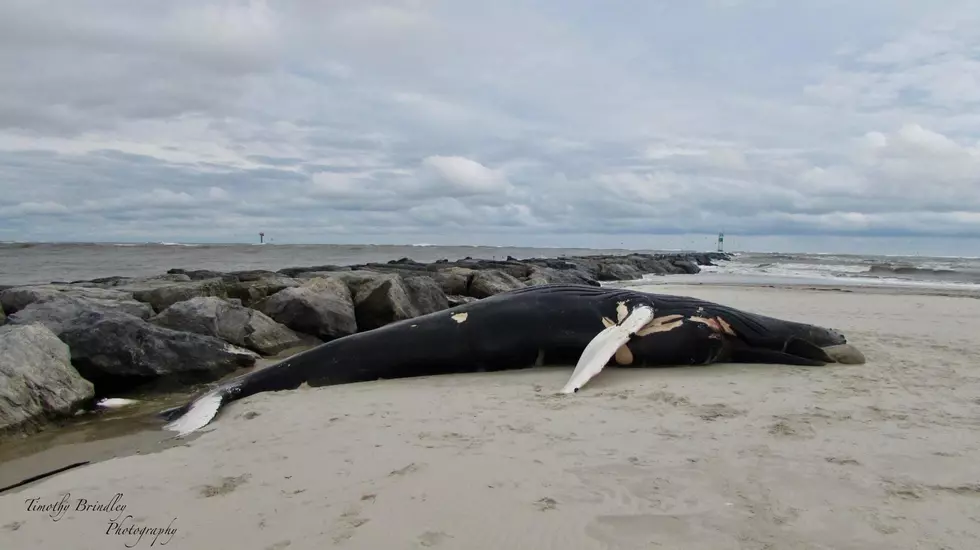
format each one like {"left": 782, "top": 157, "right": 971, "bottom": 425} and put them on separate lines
{"left": 277, "top": 265, "right": 349, "bottom": 277}
{"left": 8, "top": 299, "right": 256, "bottom": 388}
{"left": 525, "top": 266, "right": 599, "bottom": 287}
{"left": 469, "top": 270, "right": 526, "bottom": 298}
{"left": 73, "top": 273, "right": 192, "bottom": 288}
{"left": 403, "top": 275, "right": 450, "bottom": 314}
{"left": 625, "top": 256, "right": 671, "bottom": 275}
{"left": 341, "top": 272, "right": 449, "bottom": 331}
{"left": 255, "top": 277, "right": 357, "bottom": 341}
{"left": 2, "top": 295, "right": 152, "bottom": 334}
{"left": 0, "top": 323, "right": 95, "bottom": 434}
{"left": 671, "top": 260, "right": 701, "bottom": 274}
{"left": 151, "top": 297, "right": 304, "bottom": 355}
{"left": 293, "top": 270, "right": 346, "bottom": 280}
{"left": 225, "top": 275, "right": 300, "bottom": 307}
{"left": 111, "top": 278, "right": 229, "bottom": 313}
{"left": 597, "top": 263, "right": 644, "bottom": 281}
{"left": 0, "top": 285, "right": 151, "bottom": 318}
{"left": 430, "top": 267, "right": 474, "bottom": 296}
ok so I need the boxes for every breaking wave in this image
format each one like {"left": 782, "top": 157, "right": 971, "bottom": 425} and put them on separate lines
{"left": 703, "top": 253, "right": 980, "bottom": 289}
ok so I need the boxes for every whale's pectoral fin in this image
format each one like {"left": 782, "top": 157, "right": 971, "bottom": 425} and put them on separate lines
{"left": 559, "top": 305, "right": 656, "bottom": 394}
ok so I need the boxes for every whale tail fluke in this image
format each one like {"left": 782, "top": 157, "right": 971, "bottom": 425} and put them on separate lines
{"left": 163, "top": 388, "right": 224, "bottom": 437}
{"left": 159, "top": 354, "right": 308, "bottom": 437}
{"left": 161, "top": 387, "right": 228, "bottom": 437}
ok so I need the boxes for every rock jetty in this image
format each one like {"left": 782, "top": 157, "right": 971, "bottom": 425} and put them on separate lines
{"left": 0, "top": 251, "right": 729, "bottom": 436}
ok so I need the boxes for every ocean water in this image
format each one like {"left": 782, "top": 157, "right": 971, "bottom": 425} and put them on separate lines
{"left": 1, "top": 242, "right": 979, "bottom": 290}
{"left": 668, "top": 251, "right": 980, "bottom": 290}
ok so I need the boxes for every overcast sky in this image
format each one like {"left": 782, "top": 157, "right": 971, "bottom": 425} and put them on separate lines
{"left": 1, "top": 0, "right": 978, "bottom": 254}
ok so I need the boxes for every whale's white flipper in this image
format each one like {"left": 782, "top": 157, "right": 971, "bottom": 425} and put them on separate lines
{"left": 163, "top": 390, "right": 223, "bottom": 437}
{"left": 559, "top": 305, "right": 655, "bottom": 394}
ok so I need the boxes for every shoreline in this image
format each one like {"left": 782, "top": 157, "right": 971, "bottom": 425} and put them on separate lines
{"left": 2, "top": 279, "right": 978, "bottom": 547}
{"left": 619, "top": 275, "right": 980, "bottom": 299}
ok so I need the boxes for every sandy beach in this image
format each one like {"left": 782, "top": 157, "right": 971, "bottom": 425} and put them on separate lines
{"left": 2, "top": 282, "right": 979, "bottom": 549}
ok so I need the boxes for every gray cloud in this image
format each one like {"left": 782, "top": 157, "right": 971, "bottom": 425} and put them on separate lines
{"left": 0, "top": 0, "right": 979, "bottom": 253}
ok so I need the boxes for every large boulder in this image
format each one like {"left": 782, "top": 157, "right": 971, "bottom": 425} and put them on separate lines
{"left": 0, "top": 323, "right": 95, "bottom": 434}
{"left": 671, "top": 259, "right": 701, "bottom": 274}
{"left": 430, "top": 267, "right": 474, "bottom": 296}
{"left": 625, "top": 256, "right": 671, "bottom": 275}
{"left": 151, "top": 297, "right": 305, "bottom": 355}
{"left": 277, "top": 265, "right": 349, "bottom": 278}
{"left": 469, "top": 270, "right": 526, "bottom": 299}
{"left": 596, "top": 262, "right": 644, "bottom": 281}
{"left": 166, "top": 268, "right": 235, "bottom": 281}
{"left": 525, "top": 266, "right": 599, "bottom": 287}
{"left": 403, "top": 275, "right": 450, "bottom": 315}
{"left": 225, "top": 275, "right": 300, "bottom": 307}
{"left": 335, "top": 272, "right": 449, "bottom": 331}
{"left": 73, "top": 273, "right": 192, "bottom": 287}
{"left": 255, "top": 277, "right": 357, "bottom": 341}
{"left": 0, "top": 285, "right": 152, "bottom": 319}
{"left": 107, "top": 278, "right": 229, "bottom": 313}
{"left": 8, "top": 299, "right": 256, "bottom": 389}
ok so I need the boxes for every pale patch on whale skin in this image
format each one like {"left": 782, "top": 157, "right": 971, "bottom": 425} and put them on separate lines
{"left": 615, "top": 301, "right": 629, "bottom": 323}
{"left": 635, "top": 314, "right": 684, "bottom": 337}
{"left": 559, "top": 305, "right": 655, "bottom": 394}
{"left": 451, "top": 312, "right": 468, "bottom": 323}
{"left": 632, "top": 314, "right": 736, "bottom": 338}
{"left": 716, "top": 317, "right": 736, "bottom": 336}
{"left": 614, "top": 344, "right": 634, "bottom": 365}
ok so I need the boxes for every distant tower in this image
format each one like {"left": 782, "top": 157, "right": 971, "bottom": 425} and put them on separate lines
{"left": 259, "top": 232, "right": 265, "bottom": 244}
{"left": 717, "top": 232, "right": 724, "bottom": 252}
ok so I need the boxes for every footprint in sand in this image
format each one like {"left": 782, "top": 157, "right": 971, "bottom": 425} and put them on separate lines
{"left": 197, "top": 473, "right": 251, "bottom": 497}
{"left": 389, "top": 462, "right": 423, "bottom": 476}
{"left": 585, "top": 514, "right": 737, "bottom": 547}
{"left": 695, "top": 403, "right": 745, "bottom": 421}
{"left": 535, "top": 497, "right": 558, "bottom": 511}
{"left": 332, "top": 506, "right": 370, "bottom": 544}
{"left": 644, "top": 390, "right": 691, "bottom": 407}
{"left": 418, "top": 531, "right": 452, "bottom": 547}
{"left": 767, "top": 417, "right": 816, "bottom": 439}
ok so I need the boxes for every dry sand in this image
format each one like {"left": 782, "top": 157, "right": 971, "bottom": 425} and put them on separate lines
{"left": 2, "top": 283, "right": 980, "bottom": 549}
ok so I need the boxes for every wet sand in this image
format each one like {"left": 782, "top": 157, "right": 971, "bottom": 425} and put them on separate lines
{"left": 2, "top": 283, "right": 979, "bottom": 549}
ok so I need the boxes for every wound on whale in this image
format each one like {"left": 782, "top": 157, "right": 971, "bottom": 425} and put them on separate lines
{"left": 161, "top": 284, "right": 865, "bottom": 437}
